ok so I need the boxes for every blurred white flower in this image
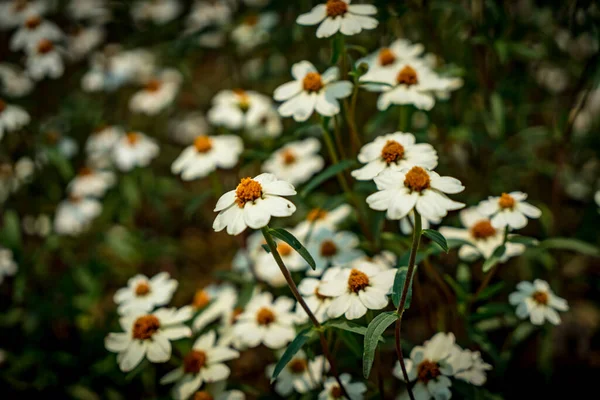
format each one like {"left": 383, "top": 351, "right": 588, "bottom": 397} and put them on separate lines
{"left": 169, "top": 113, "right": 210, "bottom": 145}
{"left": 67, "top": 26, "right": 105, "bottom": 61}
{"left": 0, "top": 99, "right": 30, "bottom": 140}
{"left": 160, "top": 330, "right": 240, "bottom": 400}
{"left": 320, "top": 261, "right": 396, "bottom": 320}
{"left": 104, "top": 306, "right": 193, "bottom": 372}
{"left": 295, "top": 204, "right": 352, "bottom": 240}
{"left": 262, "top": 138, "right": 324, "bottom": 186}
{"left": 535, "top": 63, "right": 569, "bottom": 93}
{"left": 255, "top": 232, "right": 307, "bottom": 286}
{"left": 21, "top": 214, "right": 51, "bottom": 237}
{"left": 447, "top": 346, "right": 492, "bottom": 386}
{"left": 67, "top": 0, "right": 111, "bottom": 23}
{"left": 112, "top": 132, "right": 160, "bottom": 171}
{"left": 26, "top": 39, "right": 64, "bottom": 80}
{"left": 231, "top": 13, "right": 278, "bottom": 52}
{"left": 367, "top": 166, "right": 465, "bottom": 222}
{"left": 295, "top": 267, "right": 341, "bottom": 323}
{"left": 114, "top": 272, "right": 178, "bottom": 315}
{"left": 305, "top": 228, "right": 364, "bottom": 275}
{"left": 68, "top": 167, "right": 115, "bottom": 198}
{"left": 208, "top": 89, "right": 273, "bottom": 131}
{"left": 319, "top": 373, "right": 367, "bottom": 400}
{"left": 10, "top": 15, "right": 62, "bottom": 52}
{"left": 509, "top": 280, "right": 569, "bottom": 325}
{"left": 274, "top": 61, "right": 353, "bottom": 122}
{"left": 0, "top": 64, "right": 34, "bottom": 97}
{"left": 182, "top": 382, "right": 245, "bottom": 400}
{"left": 184, "top": 0, "right": 233, "bottom": 48}
{"left": 0, "top": 247, "right": 17, "bottom": 286}
{"left": 297, "top": 0, "right": 378, "bottom": 38}
{"left": 129, "top": 69, "right": 182, "bottom": 115}
{"left": 352, "top": 131, "right": 438, "bottom": 181}
{"left": 245, "top": 106, "right": 283, "bottom": 139}
{"left": 54, "top": 196, "right": 102, "bottom": 236}
{"left": 231, "top": 230, "right": 265, "bottom": 276}
{"left": 232, "top": 291, "right": 296, "bottom": 349}
{"left": 131, "top": 0, "right": 182, "bottom": 25}
{"left": 86, "top": 125, "right": 122, "bottom": 167}
{"left": 478, "top": 192, "right": 541, "bottom": 230}
{"left": 267, "top": 351, "right": 328, "bottom": 396}
{"left": 213, "top": 173, "right": 296, "bottom": 236}
{"left": 0, "top": 0, "right": 48, "bottom": 30}
{"left": 172, "top": 134, "right": 243, "bottom": 180}
{"left": 192, "top": 283, "right": 238, "bottom": 332}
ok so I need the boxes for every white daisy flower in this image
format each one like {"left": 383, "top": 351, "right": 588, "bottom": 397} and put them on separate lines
{"left": 0, "top": 0, "right": 48, "bottom": 30}
{"left": 255, "top": 232, "right": 307, "bottom": 287}
{"left": 447, "top": 346, "right": 492, "bottom": 386}
{"left": 54, "top": 196, "right": 102, "bottom": 236}
{"left": 320, "top": 261, "right": 396, "bottom": 320}
{"left": 357, "top": 39, "right": 425, "bottom": 86}
{"left": 399, "top": 211, "right": 440, "bottom": 235}
{"left": 351, "top": 131, "right": 438, "bottom": 181}
{"left": 352, "top": 251, "right": 397, "bottom": 271}
{"left": 131, "top": 0, "right": 182, "bottom": 25}
{"left": 296, "top": 0, "right": 378, "bottom": 38}
{"left": 21, "top": 214, "right": 51, "bottom": 237}
{"left": 232, "top": 291, "right": 295, "bottom": 349}
{"left": 25, "top": 39, "right": 64, "bottom": 80}
{"left": 172, "top": 134, "right": 243, "bottom": 180}
{"left": 67, "top": 167, "right": 115, "bottom": 198}
{"left": 508, "top": 280, "right": 569, "bottom": 325}
{"left": 160, "top": 330, "right": 240, "bottom": 400}
{"left": 129, "top": 69, "right": 182, "bottom": 115}
{"left": 113, "top": 272, "right": 178, "bottom": 315}
{"left": 295, "top": 267, "right": 341, "bottom": 323}
{"left": 294, "top": 204, "right": 352, "bottom": 240}
{"left": 393, "top": 332, "right": 456, "bottom": 400}
{"left": 231, "top": 13, "right": 278, "bottom": 52}
{"left": 104, "top": 306, "right": 193, "bottom": 372}
{"left": 0, "top": 64, "right": 34, "bottom": 97}
{"left": 10, "top": 15, "right": 62, "bottom": 52}
{"left": 305, "top": 227, "right": 364, "bottom": 275}
{"left": 0, "top": 99, "right": 30, "bottom": 140}
{"left": 231, "top": 230, "right": 267, "bottom": 277}
{"left": 245, "top": 106, "right": 283, "bottom": 140}
{"left": 82, "top": 47, "right": 155, "bottom": 92}
{"left": 262, "top": 138, "right": 324, "bottom": 186}
{"left": 267, "top": 351, "right": 328, "bottom": 396}
{"left": 439, "top": 207, "right": 526, "bottom": 262}
{"left": 184, "top": 382, "right": 245, "bottom": 400}
{"left": 184, "top": 0, "right": 233, "bottom": 49}
{"left": 0, "top": 247, "right": 17, "bottom": 286}
{"left": 192, "top": 283, "right": 238, "bottom": 332}
{"left": 112, "top": 131, "right": 160, "bottom": 172}
{"left": 67, "top": 0, "right": 111, "bottom": 23}
{"left": 86, "top": 125, "right": 122, "bottom": 167}
{"left": 213, "top": 173, "right": 296, "bottom": 236}
{"left": 366, "top": 166, "right": 465, "bottom": 222}
{"left": 319, "top": 373, "right": 367, "bottom": 400}
{"left": 67, "top": 26, "right": 105, "bottom": 61}
{"left": 273, "top": 61, "right": 353, "bottom": 122}
{"left": 478, "top": 192, "right": 542, "bottom": 230}
{"left": 208, "top": 89, "right": 272, "bottom": 131}
{"left": 169, "top": 112, "right": 210, "bottom": 145}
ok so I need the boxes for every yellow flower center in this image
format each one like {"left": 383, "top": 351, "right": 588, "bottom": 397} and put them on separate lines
{"left": 303, "top": 72, "right": 324, "bottom": 93}
{"left": 235, "top": 177, "right": 263, "bottom": 207}
{"left": 78, "top": 167, "right": 94, "bottom": 176}
{"left": 231, "top": 307, "right": 243, "bottom": 324}
{"left": 326, "top": 0, "right": 348, "bottom": 17}
{"left": 417, "top": 360, "right": 441, "bottom": 383}
{"left": 256, "top": 307, "right": 276, "bottom": 325}
{"left": 378, "top": 48, "right": 396, "bottom": 66}
{"left": 37, "top": 38, "right": 54, "bottom": 54}
{"left": 288, "top": 358, "right": 308, "bottom": 373}
{"left": 145, "top": 79, "right": 162, "bottom": 92}
{"left": 396, "top": 65, "right": 419, "bottom": 86}
{"left": 25, "top": 16, "right": 41, "bottom": 30}
{"left": 470, "top": 220, "right": 496, "bottom": 240}
{"left": 244, "top": 14, "right": 259, "bottom": 26}
{"left": 277, "top": 242, "right": 293, "bottom": 256}
{"left": 126, "top": 132, "right": 140, "bottom": 146}
{"left": 282, "top": 149, "right": 297, "bottom": 165}
{"left": 348, "top": 269, "right": 370, "bottom": 293}
{"left": 404, "top": 166, "right": 430, "bottom": 192}
{"left": 320, "top": 240, "right": 338, "bottom": 257}
{"left": 532, "top": 291, "right": 548, "bottom": 305}
{"left": 193, "top": 289, "right": 211, "bottom": 309}
{"left": 132, "top": 315, "right": 160, "bottom": 340}
{"left": 183, "top": 350, "right": 207, "bottom": 374}
{"left": 234, "top": 89, "right": 251, "bottom": 112}
{"left": 498, "top": 193, "right": 515, "bottom": 209}
{"left": 193, "top": 392, "right": 214, "bottom": 400}
{"left": 194, "top": 135, "right": 213, "bottom": 153}
{"left": 381, "top": 140, "right": 405, "bottom": 164}
{"left": 307, "top": 208, "right": 328, "bottom": 221}
{"left": 134, "top": 282, "right": 151, "bottom": 296}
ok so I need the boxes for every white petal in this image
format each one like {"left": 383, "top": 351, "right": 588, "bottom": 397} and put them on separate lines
{"left": 146, "top": 334, "right": 172, "bottom": 363}
{"left": 119, "top": 340, "right": 146, "bottom": 372}
{"left": 291, "top": 60, "right": 317, "bottom": 80}
{"left": 345, "top": 296, "right": 368, "bottom": 319}
{"left": 274, "top": 80, "right": 303, "bottom": 101}
{"left": 316, "top": 17, "right": 341, "bottom": 38}
{"left": 296, "top": 5, "right": 327, "bottom": 26}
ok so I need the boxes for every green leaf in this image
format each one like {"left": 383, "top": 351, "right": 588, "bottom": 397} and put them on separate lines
{"left": 326, "top": 319, "right": 383, "bottom": 342}
{"left": 46, "top": 148, "right": 74, "bottom": 181}
{"left": 363, "top": 311, "right": 398, "bottom": 378}
{"left": 1, "top": 209, "right": 22, "bottom": 248}
{"left": 422, "top": 229, "right": 449, "bottom": 253}
{"left": 540, "top": 238, "right": 599, "bottom": 257}
{"left": 272, "top": 328, "right": 314, "bottom": 380}
{"left": 300, "top": 159, "right": 355, "bottom": 197}
{"left": 330, "top": 34, "right": 342, "bottom": 64}
{"left": 392, "top": 267, "right": 413, "bottom": 309}
{"left": 482, "top": 245, "right": 505, "bottom": 272}
{"left": 269, "top": 228, "right": 316, "bottom": 270}
{"left": 507, "top": 235, "right": 539, "bottom": 246}
{"left": 475, "top": 282, "right": 505, "bottom": 301}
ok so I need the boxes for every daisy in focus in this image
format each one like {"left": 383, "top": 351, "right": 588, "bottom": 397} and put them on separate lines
{"left": 113, "top": 272, "right": 178, "bottom": 315}
{"left": 296, "top": 0, "right": 378, "bottom": 38}
{"left": 274, "top": 61, "right": 352, "bottom": 122}
{"left": 208, "top": 89, "right": 272, "bottom": 130}
{"left": 112, "top": 131, "right": 159, "bottom": 172}
{"left": 0, "top": 247, "right": 18, "bottom": 286}
{"left": 231, "top": 13, "right": 279, "bottom": 53}
{"left": 508, "top": 280, "right": 569, "bottom": 325}
{"left": 295, "top": 267, "right": 341, "bottom": 323}
{"left": 319, "top": 261, "right": 396, "bottom": 320}
{"left": 160, "top": 330, "right": 240, "bottom": 400}
{"left": 478, "top": 192, "right": 542, "bottom": 230}
{"left": 366, "top": 166, "right": 465, "bottom": 222}
{"left": 53, "top": 196, "right": 102, "bottom": 236}
{"left": 67, "top": 167, "right": 115, "bottom": 198}
{"left": 305, "top": 228, "right": 364, "bottom": 274}
{"left": 262, "top": 138, "right": 324, "bottom": 186}
{"left": 131, "top": 0, "right": 182, "bottom": 25}
{"left": 0, "top": 99, "right": 30, "bottom": 140}
{"left": 232, "top": 291, "right": 295, "bottom": 349}
{"left": 319, "top": 373, "right": 367, "bottom": 400}
{"left": 25, "top": 39, "right": 64, "bottom": 80}
{"left": 104, "top": 306, "right": 192, "bottom": 372}
{"left": 213, "top": 173, "right": 296, "bottom": 236}
{"left": 351, "top": 131, "right": 438, "bottom": 181}
{"left": 129, "top": 69, "right": 182, "bottom": 115}
{"left": 172, "top": 134, "right": 243, "bottom": 180}
{"left": 267, "top": 351, "right": 328, "bottom": 396}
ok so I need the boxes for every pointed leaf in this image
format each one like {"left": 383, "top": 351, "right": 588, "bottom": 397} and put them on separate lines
{"left": 422, "top": 229, "right": 449, "bottom": 253}
{"left": 392, "top": 267, "right": 414, "bottom": 309}
{"left": 271, "top": 328, "right": 314, "bottom": 380}
{"left": 363, "top": 311, "right": 398, "bottom": 378}
{"left": 482, "top": 245, "right": 506, "bottom": 272}
{"left": 268, "top": 228, "right": 316, "bottom": 270}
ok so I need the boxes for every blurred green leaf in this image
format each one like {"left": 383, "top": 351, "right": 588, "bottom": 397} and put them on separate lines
{"left": 271, "top": 327, "right": 314, "bottom": 380}
{"left": 482, "top": 245, "right": 506, "bottom": 272}
{"left": 1, "top": 209, "right": 22, "bottom": 248}
{"left": 540, "top": 238, "right": 599, "bottom": 257}
{"left": 392, "top": 266, "right": 414, "bottom": 309}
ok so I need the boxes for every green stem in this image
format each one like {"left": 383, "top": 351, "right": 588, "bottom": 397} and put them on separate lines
{"left": 394, "top": 210, "right": 421, "bottom": 400}
{"left": 398, "top": 105, "right": 410, "bottom": 131}
{"left": 210, "top": 171, "right": 223, "bottom": 197}
{"left": 332, "top": 116, "right": 347, "bottom": 160}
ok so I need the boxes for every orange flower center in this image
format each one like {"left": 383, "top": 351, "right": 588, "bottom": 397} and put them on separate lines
{"left": 194, "top": 135, "right": 213, "bottom": 153}
{"left": 498, "top": 193, "right": 515, "bottom": 209}
{"left": 381, "top": 140, "right": 405, "bottom": 164}
{"left": 378, "top": 48, "right": 396, "bottom": 66}
{"left": 404, "top": 166, "right": 430, "bottom": 192}
{"left": 234, "top": 89, "right": 251, "bottom": 112}
{"left": 277, "top": 242, "right": 293, "bottom": 256}
{"left": 288, "top": 358, "right": 308, "bottom": 373}
{"left": 330, "top": 385, "right": 343, "bottom": 398}
{"left": 193, "top": 392, "right": 214, "bottom": 400}
{"left": 470, "top": 220, "right": 496, "bottom": 240}
{"left": 326, "top": 0, "right": 348, "bottom": 17}
{"left": 235, "top": 177, "right": 263, "bottom": 207}
{"left": 0, "top": 99, "right": 6, "bottom": 113}
{"left": 348, "top": 269, "right": 370, "bottom": 293}
{"left": 135, "top": 282, "right": 151, "bottom": 296}
{"left": 78, "top": 167, "right": 94, "bottom": 176}
{"left": 282, "top": 149, "right": 297, "bottom": 165}
{"left": 193, "top": 289, "right": 211, "bottom": 309}
{"left": 37, "top": 39, "right": 54, "bottom": 54}
{"left": 396, "top": 65, "right": 419, "bottom": 86}
{"left": 307, "top": 208, "right": 327, "bottom": 221}
{"left": 132, "top": 315, "right": 160, "bottom": 340}
{"left": 532, "top": 291, "right": 548, "bottom": 305}
{"left": 183, "top": 350, "right": 207, "bottom": 374}
{"left": 320, "top": 240, "right": 338, "bottom": 257}
{"left": 417, "top": 360, "right": 441, "bottom": 383}
{"left": 256, "top": 307, "right": 276, "bottom": 325}
{"left": 25, "top": 16, "right": 41, "bottom": 30}
{"left": 303, "top": 72, "right": 324, "bottom": 93}
{"left": 145, "top": 79, "right": 162, "bottom": 92}
{"left": 126, "top": 132, "right": 140, "bottom": 146}
{"left": 245, "top": 14, "right": 259, "bottom": 26}
{"left": 231, "top": 307, "right": 243, "bottom": 324}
